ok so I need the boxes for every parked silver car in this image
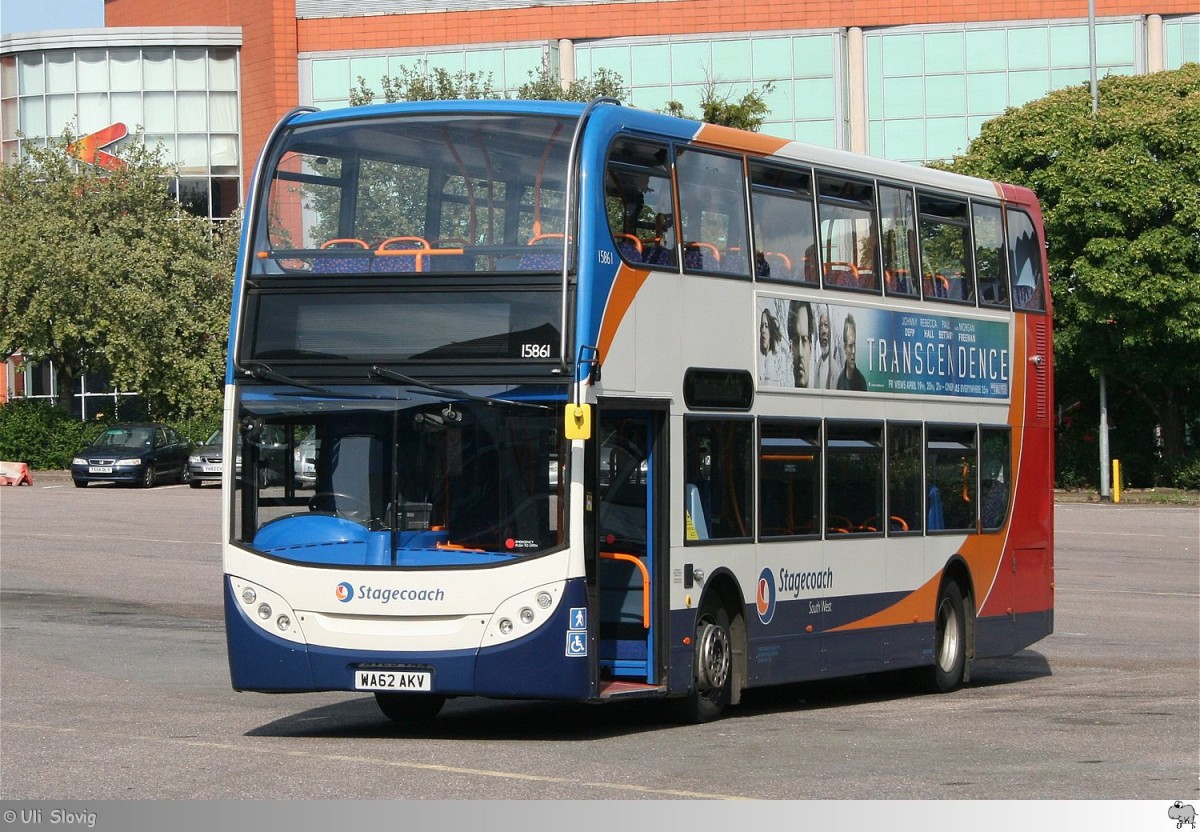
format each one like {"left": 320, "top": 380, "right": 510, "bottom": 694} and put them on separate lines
{"left": 293, "top": 429, "right": 318, "bottom": 488}
{"left": 187, "top": 429, "right": 234, "bottom": 488}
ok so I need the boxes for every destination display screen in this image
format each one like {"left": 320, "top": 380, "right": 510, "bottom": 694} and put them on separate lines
{"left": 242, "top": 288, "right": 562, "bottom": 366}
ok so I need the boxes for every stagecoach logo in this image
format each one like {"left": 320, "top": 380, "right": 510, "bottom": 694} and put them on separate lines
{"left": 334, "top": 581, "right": 447, "bottom": 604}
{"left": 756, "top": 568, "right": 776, "bottom": 625}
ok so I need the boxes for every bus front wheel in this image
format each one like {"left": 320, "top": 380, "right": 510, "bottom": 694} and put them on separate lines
{"left": 676, "top": 602, "right": 734, "bottom": 723}
{"left": 374, "top": 692, "right": 446, "bottom": 722}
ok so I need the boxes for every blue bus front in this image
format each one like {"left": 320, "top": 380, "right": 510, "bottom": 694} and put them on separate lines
{"left": 224, "top": 102, "right": 599, "bottom": 716}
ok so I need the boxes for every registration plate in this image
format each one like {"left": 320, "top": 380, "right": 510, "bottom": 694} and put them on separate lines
{"left": 355, "top": 669, "right": 432, "bottom": 692}
{"left": 89, "top": 466, "right": 113, "bottom": 474}
{"left": 202, "top": 464, "right": 222, "bottom": 473}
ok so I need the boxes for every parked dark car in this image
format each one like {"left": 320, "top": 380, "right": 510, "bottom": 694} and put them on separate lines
{"left": 187, "top": 429, "right": 233, "bottom": 488}
{"left": 71, "top": 423, "right": 192, "bottom": 488}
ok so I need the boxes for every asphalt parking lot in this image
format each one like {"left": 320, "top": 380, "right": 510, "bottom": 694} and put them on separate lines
{"left": 0, "top": 477, "right": 1196, "bottom": 801}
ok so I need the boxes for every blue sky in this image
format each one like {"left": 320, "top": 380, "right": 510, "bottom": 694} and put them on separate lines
{"left": 1, "top": 0, "right": 104, "bottom": 35}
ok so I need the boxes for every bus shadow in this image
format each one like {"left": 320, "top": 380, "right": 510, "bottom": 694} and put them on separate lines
{"left": 247, "top": 694, "right": 690, "bottom": 741}
{"left": 735, "top": 650, "right": 1053, "bottom": 715}
{"left": 246, "top": 651, "right": 1052, "bottom": 740}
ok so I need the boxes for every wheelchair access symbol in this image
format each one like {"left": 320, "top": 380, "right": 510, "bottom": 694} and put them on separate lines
{"left": 566, "top": 630, "right": 587, "bottom": 657}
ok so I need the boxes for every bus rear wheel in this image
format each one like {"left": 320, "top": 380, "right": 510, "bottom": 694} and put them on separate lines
{"left": 676, "top": 603, "right": 734, "bottom": 723}
{"left": 374, "top": 692, "right": 446, "bottom": 722}
{"left": 931, "top": 581, "right": 967, "bottom": 693}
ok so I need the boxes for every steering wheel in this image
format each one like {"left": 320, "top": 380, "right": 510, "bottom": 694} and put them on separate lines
{"left": 308, "top": 491, "right": 372, "bottom": 521}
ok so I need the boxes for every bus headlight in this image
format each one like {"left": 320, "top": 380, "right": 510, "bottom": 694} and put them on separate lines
{"left": 485, "top": 583, "right": 564, "bottom": 645}
{"left": 230, "top": 577, "right": 305, "bottom": 644}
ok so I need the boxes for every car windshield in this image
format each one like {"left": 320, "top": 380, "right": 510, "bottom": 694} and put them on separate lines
{"left": 233, "top": 387, "right": 567, "bottom": 568}
{"left": 95, "top": 427, "right": 153, "bottom": 447}
{"left": 205, "top": 429, "right": 222, "bottom": 446}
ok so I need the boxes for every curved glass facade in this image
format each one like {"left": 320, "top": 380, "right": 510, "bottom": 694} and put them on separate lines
{"left": 1, "top": 31, "right": 242, "bottom": 220}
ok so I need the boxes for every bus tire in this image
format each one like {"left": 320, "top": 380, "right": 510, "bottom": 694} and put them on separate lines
{"left": 374, "top": 692, "right": 446, "bottom": 722}
{"left": 676, "top": 602, "right": 734, "bottom": 723}
{"left": 931, "top": 581, "right": 967, "bottom": 693}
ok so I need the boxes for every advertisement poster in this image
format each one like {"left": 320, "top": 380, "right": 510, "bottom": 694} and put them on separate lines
{"left": 756, "top": 294, "right": 1011, "bottom": 400}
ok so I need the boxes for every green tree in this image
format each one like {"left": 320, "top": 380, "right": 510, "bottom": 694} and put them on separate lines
{"left": 349, "top": 58, "right": 627, "bottom": 106}
{"left": 516, "top": 64, "right": 628, "bottom": 103}
{"left": 946, "top": 65, "right": 1200, "bottom": 468}
{"left": 663, "top": 75, "right": 776, "bottom": 132}
{"left": 350, "top": 60, "right": 500, "bottom": 106}
{"left": 0, "top": 131, "right": 231, "bottom": 419}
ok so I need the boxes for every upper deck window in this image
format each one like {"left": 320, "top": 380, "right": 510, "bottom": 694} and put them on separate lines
{"left": 749, "top": 161, "right": 819, "bottom": 285}
{"left": 676, "top": 148, "right": 751, "bottom": 278}
{"left": 253, "top": 113, "right": 576, "bottom": 276}
{"left": 1007, "top": 208, "right": 1047, "bottom": 312}
{"left": 973, "top": 202, "right": 1009, "bottom": 309}
{"left": 918, "top": 193, "right": 975, "bottom": 304}
{"left": 817, "top": 175, "right": 879, "bottom": 292}
{"left": 604, "top": 137, "right": 677, "bottom": 268}
{"left": 879, "top": 184, "right": 919, "bottom": 298}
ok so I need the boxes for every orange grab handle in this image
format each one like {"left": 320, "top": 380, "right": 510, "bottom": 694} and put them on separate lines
{"left": 600, "top": 551, "right": 650, "bottom": 628}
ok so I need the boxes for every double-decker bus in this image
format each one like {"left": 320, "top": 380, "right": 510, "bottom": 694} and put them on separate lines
{"left": 223, "top": 98, "right": 1053, "bottom": 723}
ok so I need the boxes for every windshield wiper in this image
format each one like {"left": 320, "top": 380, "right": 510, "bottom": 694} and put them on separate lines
{"left": 369, "top": 365, "right": 549, "bottom": 410}
{"left": 244, "top": 363, "right": 407, "bottom": 401}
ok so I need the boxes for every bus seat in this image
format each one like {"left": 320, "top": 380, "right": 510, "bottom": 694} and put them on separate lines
{"left": 761, "top": 251, "right": 792, "bottom": 279}
{"left": 824, "top": 261, "right": 860, "bottom": 288}
{"left": 429, "top": 239, "right": 472, "bottom": 272}
{"left": 642, "top": 241, "right": 675, "bottom": 266}
{"left": 519, "top": 233, "right": 565, "bottom": 271}
{"left": 685, "top": 483, "right": 709, "bottom": 541}
{"left": 684, "top": 242, "right": 720, "bottom": 271}
{"left": 319, "top": 239, "right": 371, "bottom": 273}
{"left": 615, "top": 233, "right": 643, "bottom": 262}
{"left": 924, "top": 272, "right": 950, "bottom": 298}
{"left": 372, "top": 236, "right": 430, "bottom": 272}
{"left": 827, "top": 514, "right": 853, "bottom": 534}
{"left": 886, "top": 268, "right": 913, "bottom": 295}
{"left": 722, "top": 247, "right": 748, "bottom": 274}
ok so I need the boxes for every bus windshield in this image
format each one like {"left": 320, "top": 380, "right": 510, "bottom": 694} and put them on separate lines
{"left": 251, "top": 112, "right": 576, "bottom": 277}
{"left": 234, "top": 389, "right": 567, "bottom": 567}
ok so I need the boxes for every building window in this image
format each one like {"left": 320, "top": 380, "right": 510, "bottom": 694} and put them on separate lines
{"left": 866, "top": 19, "right": 1141, "bottom": 162}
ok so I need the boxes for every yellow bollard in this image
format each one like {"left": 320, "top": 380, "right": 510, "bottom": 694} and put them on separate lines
{"left": 1111, "top": 459, "right": 1121, "bottom": 503}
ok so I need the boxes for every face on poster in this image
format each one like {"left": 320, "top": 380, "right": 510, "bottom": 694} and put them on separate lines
{"left": 756, "top": 294, "right": 1011, "bottom": 400}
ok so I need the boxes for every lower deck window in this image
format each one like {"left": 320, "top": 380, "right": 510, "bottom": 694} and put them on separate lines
{"left": 685, "top": 418, "right": 753, "bottom": 542}
{"left": 825, "top": 422, "right": 884, "bottom": 534}
{"left": 926, "top": 426, "right": 977, "bottom": 531}
{"left": 759, "top": 421, "right": 820, "bottom": 538}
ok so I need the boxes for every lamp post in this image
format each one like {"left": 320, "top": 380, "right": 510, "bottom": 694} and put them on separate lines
{"left": 1089, "top": 0, "right": 1112, "bottom": 500}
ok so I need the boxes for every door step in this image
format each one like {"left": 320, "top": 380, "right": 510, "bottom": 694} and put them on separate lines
{"left": 598, "top": 680, "right": 666, "bottom": 698}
